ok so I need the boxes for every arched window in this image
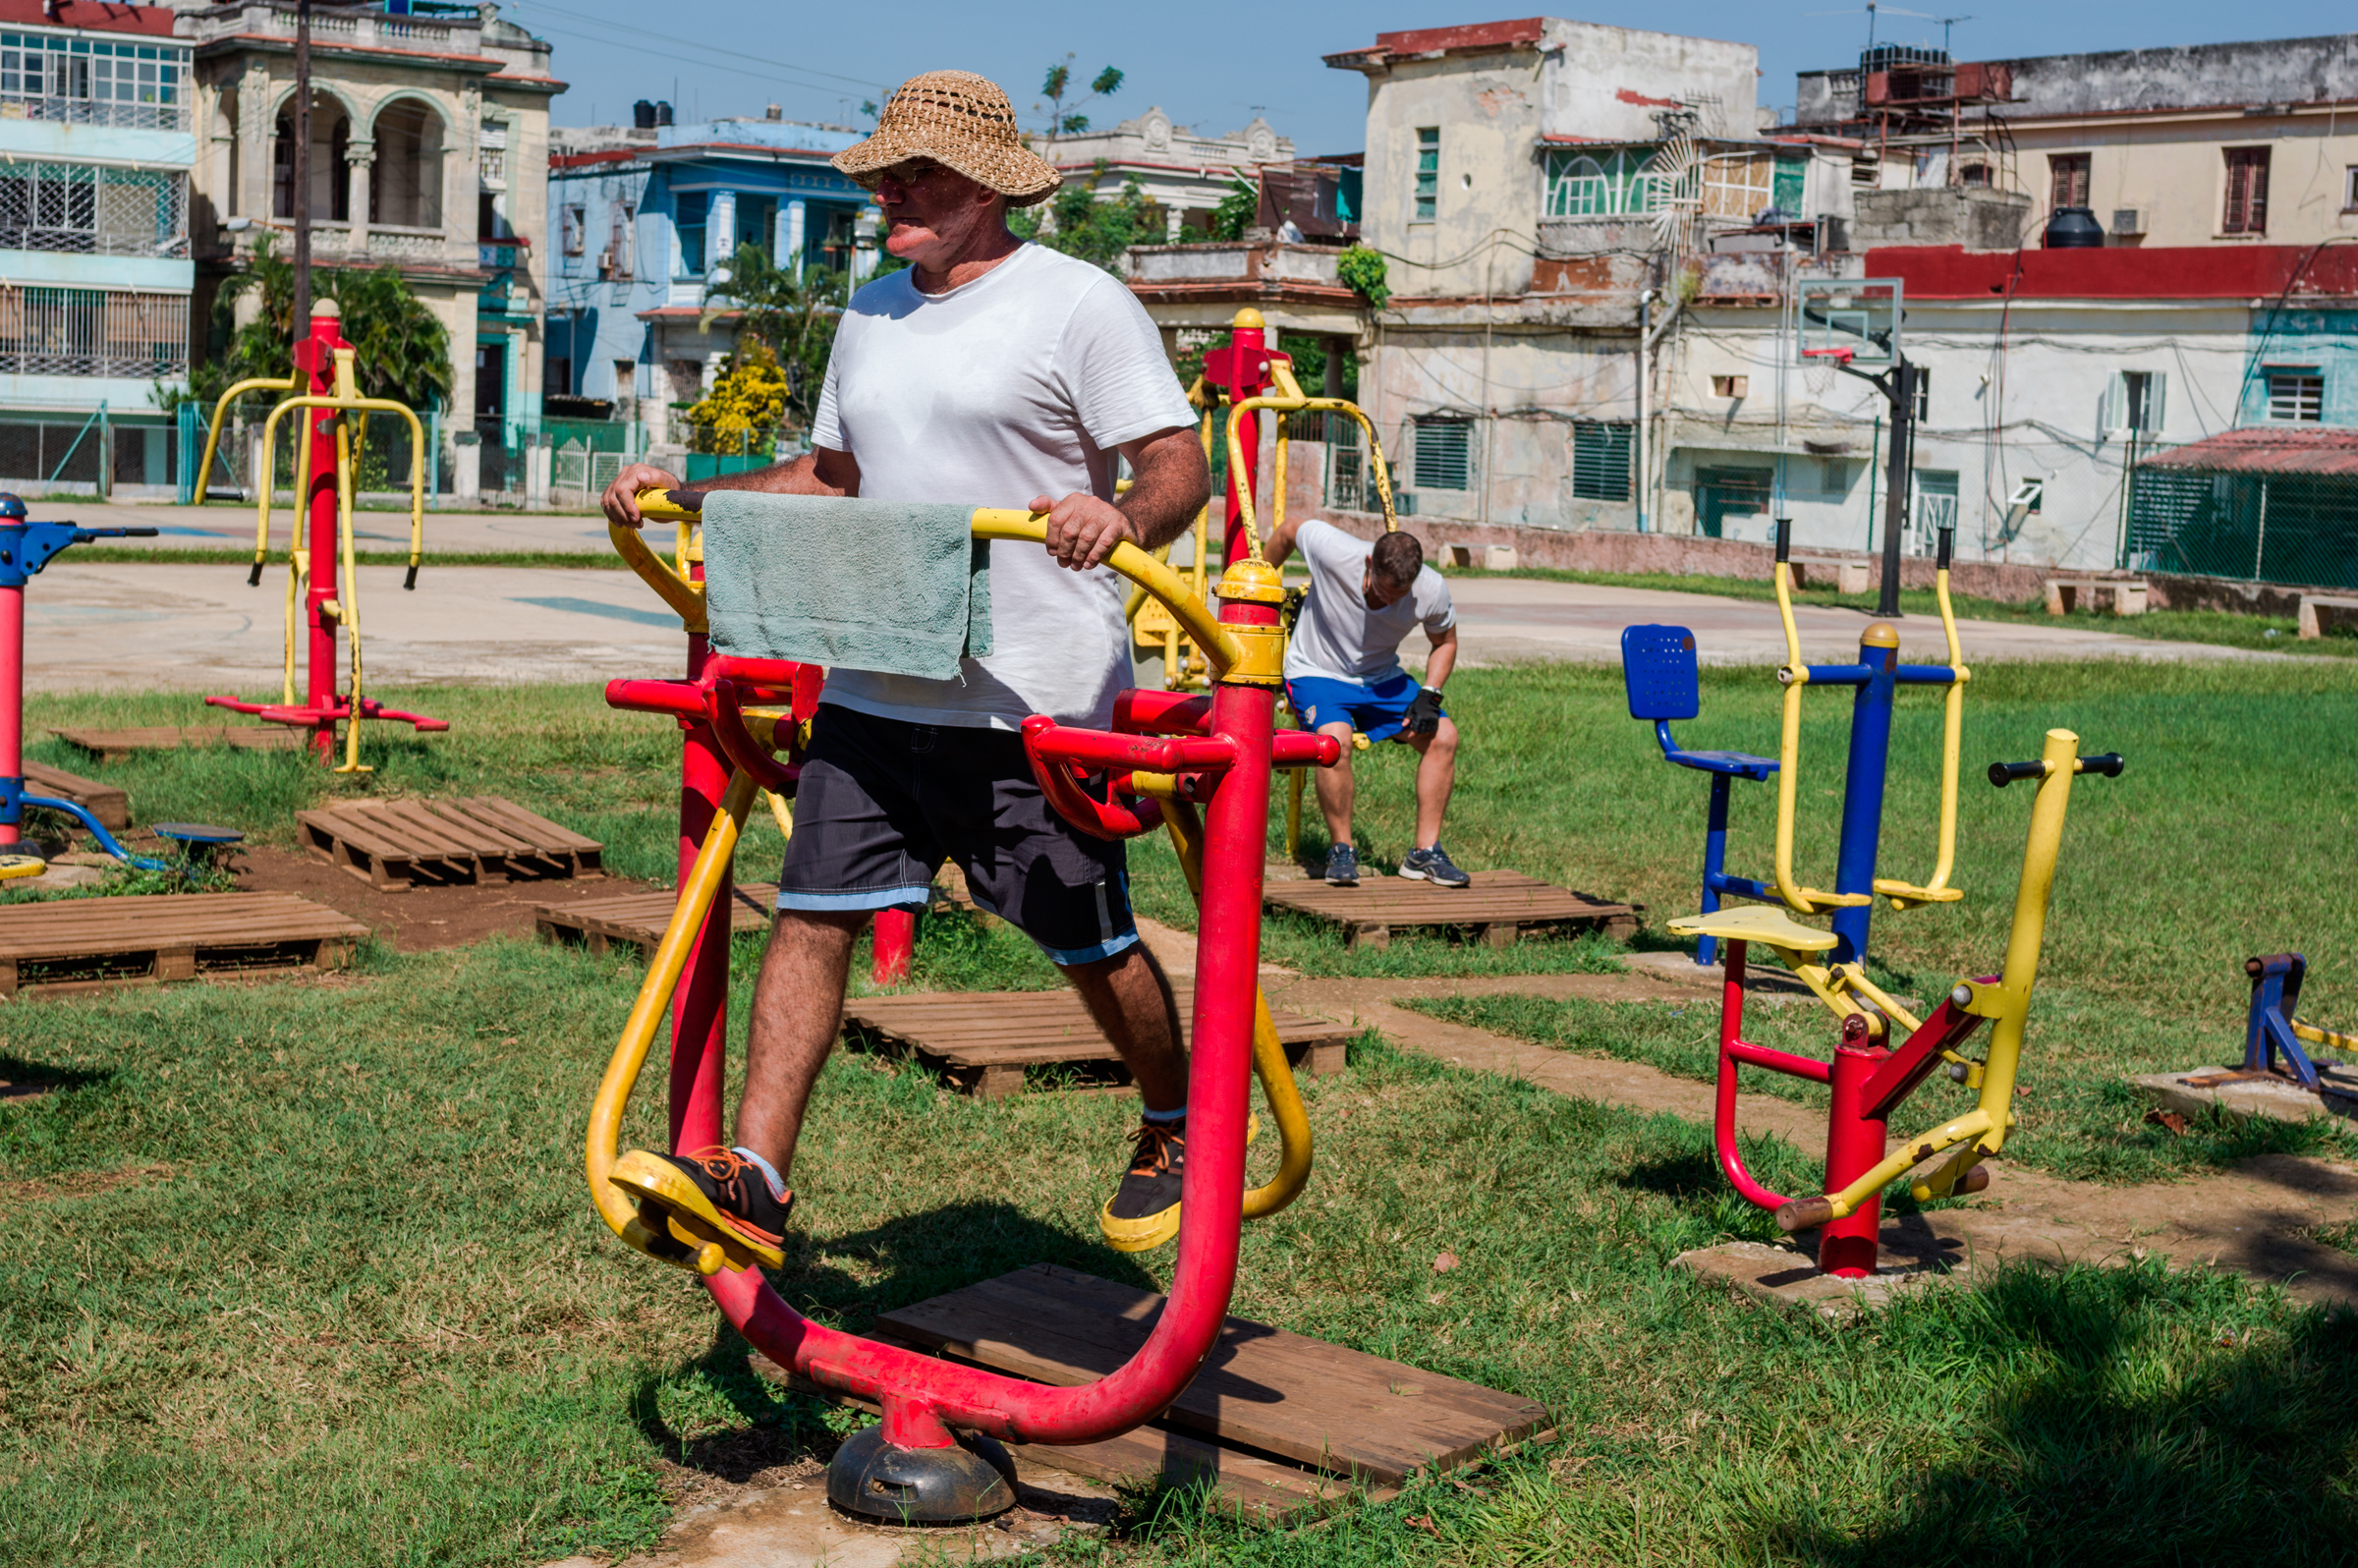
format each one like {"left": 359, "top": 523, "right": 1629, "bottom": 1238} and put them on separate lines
{"left": 272, "top": 92, "right": 350, "bottom": 221}
{"left": 1544, "top": 148, "right": 1663, "bottom": 217}
{"left": 371, "top": 99, "right": 444, "bottom": 230}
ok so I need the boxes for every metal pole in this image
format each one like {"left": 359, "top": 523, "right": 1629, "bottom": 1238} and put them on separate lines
{"left": 1818, "top": 1017, "right": 1888, "bottom": 1277}
{"left": 1829, "top": 622, "right": 1898, "bottom": 967}
{"left": 302, "top": 305, "right": 341, "bottom": 757}
{"left": 292, "top": 0, "right": 312, "bottom": 331}
{"left": 0, "top": 522, "right": 21, "bottom": 847}
{"left": 1635, "top": 290, "right": 1651, "bottom": 532}
{"left": 1876, "top": 360, "right": 1912, "bottom": 617}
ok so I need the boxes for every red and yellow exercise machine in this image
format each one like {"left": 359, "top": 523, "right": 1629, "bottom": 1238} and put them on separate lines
{"left": 582, "top": 455, "right": 1336, "bottom": 1518}
{"left": 192, "top": 301, "right": 440, "bottom": 770}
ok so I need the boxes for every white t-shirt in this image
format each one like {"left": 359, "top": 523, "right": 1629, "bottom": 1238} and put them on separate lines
{"left": 1282, "top": 519, "right": 1455, "bottom": 685}
{"left": 811, "top": 243, "right": 1196, "bottom": 729}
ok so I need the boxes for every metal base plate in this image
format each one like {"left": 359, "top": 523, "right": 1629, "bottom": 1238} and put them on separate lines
{"left": 827, "top": 1426, "right": 1018, "bottom": 1523}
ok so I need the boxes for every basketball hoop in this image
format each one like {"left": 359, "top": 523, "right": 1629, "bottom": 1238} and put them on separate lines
{"left": 1801, "top": 345, "right": 1847, "bottom": 396}
{"left": 1800, "top": 347, "right": 1857, "bottom": 365}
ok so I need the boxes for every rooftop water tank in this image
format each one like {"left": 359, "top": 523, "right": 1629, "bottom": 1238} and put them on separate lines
{"left": 2045, "top": 206, "right": 2104, "bottom": 249}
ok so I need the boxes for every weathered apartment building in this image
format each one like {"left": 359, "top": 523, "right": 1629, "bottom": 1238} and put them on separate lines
{"left": 181, "top": 0, "right": 558, "bottom": 493}
{"left": 1129, "top": 18, "right": 2358, "bottom": 584}
{"left": 1043, "top": 109, "right": 1297, "bottom": 242}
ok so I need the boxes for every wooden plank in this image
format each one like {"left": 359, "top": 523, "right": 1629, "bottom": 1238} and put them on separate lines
{"left": 533, "top": 883, "right": 778, "bottom": 957}
{"left": 22, "top": 761, "right": 130, "bottom": 830}
{"left": 1265, "top": 870, "right": 1637, "bottom": 941}
{"left": 298, "top": 796, "right": 604, "bottom": 891}
{"left": 0, "top": 892, "right": 368, "bottom": 998}
{"left": 877, "top": 1264, "right": 1545, "bottom": 1486}
{"left": 52, "top": 725, "right": 304, "bottom": 763}
{"left": 457, "top": 795, "right": 605, "bottom": 857}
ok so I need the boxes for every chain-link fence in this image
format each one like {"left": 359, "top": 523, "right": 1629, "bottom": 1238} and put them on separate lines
{"left": 0, "top": 414, "right": 179, "bottom": 490}
{"left": 2127, "top": 451, "right": 2358, "bottom": 591}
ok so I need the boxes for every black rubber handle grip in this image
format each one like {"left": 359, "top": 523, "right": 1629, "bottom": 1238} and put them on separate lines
{"left": 247, "top": 561, "right": 264, "bottom": 588}
{"left": 403, "top": 565, "right": 419, "bottom": 591}
{"left": 1988, "top": 753, "right": 2125, "bottom": 787}
{"left": 1937, "top": 524, "right": 1953, "bottom": 570}
{"left": 1774, "top": 517, "right": 1791, "bottom": 564}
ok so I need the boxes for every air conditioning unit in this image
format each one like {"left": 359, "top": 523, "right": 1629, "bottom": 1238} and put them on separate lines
{"left": 596, "top": 247, "right": 614, "bottom": 278}
{"left": 2111, "top": 208, "right": 2147, "bottom": 236}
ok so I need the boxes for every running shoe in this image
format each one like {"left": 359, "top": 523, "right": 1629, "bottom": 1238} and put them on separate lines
{"left": 608, "top": 1146, "right": 793, "bottom": 1274}
{"left": 1324, "top": 843, "right": 1360, "bottom": 886}
{"left": 1399, "top": 844, "right": 1471, "bottom": 888}
{"left": 1098, "top": 1117, "right": 1186, "bottom": 1254}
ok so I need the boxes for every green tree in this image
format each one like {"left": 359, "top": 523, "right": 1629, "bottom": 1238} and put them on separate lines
{"left": 683, "top": 337, "right": 790, "bottom": 456}
{"left": 702, "top": 240, "right": 849, "bottom": 426}
{"left": 178, "top": 236, "right": 452, "bottom": 414}
{"left": 1012, "top": 163, "right": 1162, "bottom": 275}
{"left": 1039, "top": 57, "right": 1123, "bottom": 140}
{"left": 1208, "top": 177, "right": 1259, "bottom": 242}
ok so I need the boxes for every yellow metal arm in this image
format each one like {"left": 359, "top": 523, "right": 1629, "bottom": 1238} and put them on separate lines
{"left": 1768, "top": 559, "right": 1871, "bottom": 915}
{"left": 623, "top": 489, "right": 1245, "bottom": 673}
{"left": 194, "top": 370, "right": 299, "bottom": 505}
{"left": 253, "top": 388, "right": 429, "bottom": 576}
{"left": 1875, "top": 565, "right": 1971, "bottom": 910}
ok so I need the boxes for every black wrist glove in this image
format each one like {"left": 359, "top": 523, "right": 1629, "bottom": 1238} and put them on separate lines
{"left": 1404, "top": 688, "right": 1444, "bottom": 735}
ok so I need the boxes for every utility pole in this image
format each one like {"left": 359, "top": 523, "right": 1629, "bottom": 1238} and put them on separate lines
{"left": 1876, "top": 359, "right": 1916, "bottom": 616}
{"left": 291, "top": 0, "right": 312, "bottom": 331}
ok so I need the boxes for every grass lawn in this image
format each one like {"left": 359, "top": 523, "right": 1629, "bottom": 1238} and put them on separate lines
{"left": 1438, "top": 562, "right": 2358, "bottom": 659}
{"left": 8, "top": 656, "right": 2358, "bottom": 1563}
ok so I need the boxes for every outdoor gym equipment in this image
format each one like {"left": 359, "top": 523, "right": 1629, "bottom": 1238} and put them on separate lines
{"left": 1143, "top": 307, "right": 1400, "bottom": 859}
{"left": 584, "top": 484, "right": 1334, "bottom": 1521}
{"left": 0, "top": 493, "right": 167, "bottom": 877}
{"left": 196, "top": 300, "right": 442, "bottom": 771}
{"left": 1628, "top": 519, "right": 1969, "bottom": 980}
{"left": 1668, "top": 731, "right": 2121, "bottom": 1276}
{"left": 2226, "top": 954, "right": 2358, "bottom": 1091}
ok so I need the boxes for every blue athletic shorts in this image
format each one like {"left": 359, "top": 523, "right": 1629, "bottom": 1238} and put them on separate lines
{"left": 1284, "top": 671, "right": 1438, "bottom": 745}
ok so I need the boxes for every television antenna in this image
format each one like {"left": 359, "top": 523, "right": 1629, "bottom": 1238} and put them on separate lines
{"left": 1806, "top": 4, "right": 1936, "bottom": 51}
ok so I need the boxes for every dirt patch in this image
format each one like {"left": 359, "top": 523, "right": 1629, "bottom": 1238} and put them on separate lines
{"left": 231, "top": 843, "right": 659, "bottom": 952}
{"left": 4, "top": 1161, "right": 169, "bottom": 1204}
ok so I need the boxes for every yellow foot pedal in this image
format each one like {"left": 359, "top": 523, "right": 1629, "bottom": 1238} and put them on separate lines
{"left": 1096, "top": 1113, "right": 1257, "bottom": 1255}
{"left": 608, "top": 1148, "right": 786, "bottom": 1275}
{"left": 0, "top": 853, "right": 45, "bottom": 881}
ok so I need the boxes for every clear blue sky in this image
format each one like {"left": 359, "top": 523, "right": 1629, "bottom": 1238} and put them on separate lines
{"left": 511, "top": 2, "right": 2355, "bottom": 154}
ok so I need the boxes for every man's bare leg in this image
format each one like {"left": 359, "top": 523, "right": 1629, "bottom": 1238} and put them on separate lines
{"left": 1312, "top": 719, "right": 1358, "bottom": 848}
{"left": 1404, "top": 714, "right": 1460, "bottom": 849}
{"left": 732, "top": 908, "right": 868, "bottom": 1183}
{"left": 1064, "top": 942, "right": 1187, "bottom": 1111}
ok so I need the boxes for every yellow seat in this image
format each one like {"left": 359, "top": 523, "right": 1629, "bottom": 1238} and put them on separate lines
{"left": 1666, "top": 903, "right": 1839, "bottom": 953}
{"left": 1873, "top": 877, "right": 1966, "bottom": 911}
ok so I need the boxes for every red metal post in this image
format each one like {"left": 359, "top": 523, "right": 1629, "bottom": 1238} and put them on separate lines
{"left": 1818, "top": 1015, "right": 1890, "bottom": 1277}
{"left": 670, "top": 593, "right": 735, "bottom": 1153}
{"left": 298, "top": 307, "right": 343, "bottom": 758}
{"left": 870, "top": 909, "right": 915, "bottom": 986}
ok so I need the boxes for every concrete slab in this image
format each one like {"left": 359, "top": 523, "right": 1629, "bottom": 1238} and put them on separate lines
{"left": 1672, "top": 1238, "right": 1969, "bottom": 1321}
{"left": 1437, "top": 576, "right": 2287, "bottom": 668}
{"left": 2134, "top": 1065, "right": 2358, "bottom": 1126}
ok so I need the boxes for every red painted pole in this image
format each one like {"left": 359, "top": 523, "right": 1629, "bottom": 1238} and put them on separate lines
{"left": 870, "top": 909, "right": 915, "bottom": 986}
{"left": 300, "top": 305, "right": 344, "bottom": 759}
{"left": 671, "top": 581, "right": 734, "bottom": 1155}
{"left": 1818, "top": 1014, "right": 1890, "bottom": 1277}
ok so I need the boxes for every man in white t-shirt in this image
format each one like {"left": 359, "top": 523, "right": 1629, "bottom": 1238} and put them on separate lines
{"left": 598, "top": 72, "right": 1209, "bottom": 1260}
{"left": 1265, "top": 517, "right": 1466, "bottom": 890}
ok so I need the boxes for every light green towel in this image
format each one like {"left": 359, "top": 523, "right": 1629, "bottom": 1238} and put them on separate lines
{"left": 701, "top": 492, "right": 991, "bottom": 680}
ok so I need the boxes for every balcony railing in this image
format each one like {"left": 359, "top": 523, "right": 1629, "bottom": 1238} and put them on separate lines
{"left": 0, "top": 285, "right": 187, "bottom": 377}
{"left": 0, "top": 93, "right": 190, "bottom": 133}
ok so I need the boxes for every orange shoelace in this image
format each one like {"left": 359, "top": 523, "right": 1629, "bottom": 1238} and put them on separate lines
{"left": 1126, "top": 1120, "right": 1185, "bottom": 1178}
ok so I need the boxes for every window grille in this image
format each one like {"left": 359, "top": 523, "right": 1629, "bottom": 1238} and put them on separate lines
{"left": 1545, "top": 148, "right": 1671, "bottom": 218}
{"left": 479, "top": 119, "right": 508, "bottom": 188}
{"left": 0, "top": 286, "right": 186, "bottom": 376}
{"left": 2266, "top": 367, "right": 2323, "bottom": 422}
{"left": 1414, "top": 128, "right": 1438, "bottom": 222}
{"left": 1701, "top": 151, "right": 1771, "bottom": 220}
{"left": 1411, "top": 418, "right": 1471, "bottom": 491}
{"left": 2224, "top": 148, "right": 2270, "bottom": 235}
{"left": 0, "top": 164, "right": 185, "bottom": 256}
{"left": 560, "top": 203, "right": 584, "bottom": 255}
{"left": 1570, "top": 421, "right": 1632, "bottom": 501}
{"left": 0, "top": 29, "right": 188, "bottom": 130}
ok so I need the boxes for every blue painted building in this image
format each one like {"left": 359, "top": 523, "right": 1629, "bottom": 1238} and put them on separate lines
{"left": 2239, "top": 308, "right": 2358, "bottom": 430}
{"left": 544, "top": 111, "right": 875, "bottom": 453}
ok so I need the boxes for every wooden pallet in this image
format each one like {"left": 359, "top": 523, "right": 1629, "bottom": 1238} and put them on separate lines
{"left": 22, "top": 761, "right": 129, "bottom": 830}
{"left": 53, "top": 725, "right": 302, "bottom": 763}
{"left": 296, "top": 796, "right": 603, "bottom": 891}
{"left": 1264, "top": 869, "right": 1640, "bottom": 951}
{"left": 533, "top": 882, "right": 779, "bottom": 957}
{"left": 0, "top": 892, "right": 366, "bottom": 999}
{"left": 861, "top": 1263, "right": 1546, "bottom": 1519}
{"left": 845, "top": 984, "right": 1353, "bottom": 1099}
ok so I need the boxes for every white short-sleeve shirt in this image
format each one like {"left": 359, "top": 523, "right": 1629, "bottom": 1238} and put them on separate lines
{"left": 1281, "top": 520, "right": 1455, "bottom": 685}
{"left": 811, "top": 243, "right": 1196, "bottom": 729}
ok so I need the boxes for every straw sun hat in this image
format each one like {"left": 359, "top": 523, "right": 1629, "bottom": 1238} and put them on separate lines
{"left": 832, "top": 70, "right": 1061, "bottom": 207}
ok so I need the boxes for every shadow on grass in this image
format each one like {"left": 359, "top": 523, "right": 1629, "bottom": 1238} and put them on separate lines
{"left": 0, "top": 1050, "right": 111, "bottom": 1096}
{"left": 1757, "top": 1264, "right": 2358, "bottom": 1563}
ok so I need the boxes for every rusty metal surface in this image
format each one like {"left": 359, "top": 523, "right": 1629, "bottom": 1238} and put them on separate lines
{"left": 2139, "top": 426, "right": 2358, "bottom": 478}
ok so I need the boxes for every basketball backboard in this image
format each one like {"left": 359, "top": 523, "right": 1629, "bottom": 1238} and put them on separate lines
{"left": 1797, "top": 278, "right": 1901, "bottom": 368}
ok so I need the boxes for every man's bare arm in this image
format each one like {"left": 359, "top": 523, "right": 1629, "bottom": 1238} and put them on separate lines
{"left": 1035, "top": 423, "right": 1210, "bottom": 572}
{"left": 601, "top": 447, "right": 861, "bottom": 528}
{"left": 1423, "top": 624, "right": 1459, "bottom": 691}
{"left": 1262, "top": 514, "right": 1307, "bottom": 570}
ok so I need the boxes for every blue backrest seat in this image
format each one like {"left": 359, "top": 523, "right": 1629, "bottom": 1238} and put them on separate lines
{"left": 1622, "top": 624, "right": 1700, "bottom": 721}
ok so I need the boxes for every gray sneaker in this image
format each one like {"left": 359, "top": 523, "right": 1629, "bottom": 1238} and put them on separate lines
{"left": 1399, "top": 844, "right": 1470, "bottom": 888}
{"left": 1323, "top": 843, "right": 1360, "bottom": 886}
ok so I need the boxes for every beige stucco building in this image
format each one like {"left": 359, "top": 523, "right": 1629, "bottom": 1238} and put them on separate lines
{"left": 179, "top": 0, "right": 557, "bottom": 491}
{"left": 1042, "top": 109, "right": 1294, "bottom": 242}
